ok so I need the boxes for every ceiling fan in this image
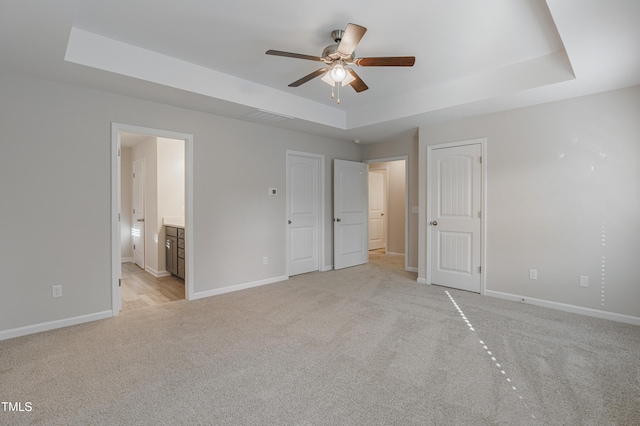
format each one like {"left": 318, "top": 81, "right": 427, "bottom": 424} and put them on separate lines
{"left": 266, "top": 23, "right": 415, "bottom": 104}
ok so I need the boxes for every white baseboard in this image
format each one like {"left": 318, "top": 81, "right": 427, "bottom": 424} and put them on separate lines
{"left": 417, "top": 277, "right": 428, "bottom": 284}
{"left": 321, "top": 265, "right": 333, "bottom": 272}
{"left": 121, "top": 257, "right": 133, "bottom": 263}
{"left": 0, "top": 310, "right": 113, "bottom": 341}
{"left": 386, "top": 252, "right": 405, "bottom": 257}
{"left": 145, "top": 266, "right": 170, "bottom": 278}
{"left": 192, "top": 275, "right": 288, "bottom": 300}
{"left": 485, "top": 290, "right": 640, "bottom": 326}
{"left": 407, "top": 266, "right": 418, "bottom": 273}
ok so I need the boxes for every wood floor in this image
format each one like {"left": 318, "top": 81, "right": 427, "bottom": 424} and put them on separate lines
{"left": 121, "top": 262, "right": 184, "bottom": 311}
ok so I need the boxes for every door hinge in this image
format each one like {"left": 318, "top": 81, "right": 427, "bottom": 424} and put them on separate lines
{"left": 133, "top": 172, "right": 136, "bottom": 178}
{"left": 118, "top": 148, "right": 121, "bottom": 157}
{"left": 133, "top": 208, "right": 136, "bottom": 214}
{"left": 479, "top": 156, "right": 482, "bottom": 164}
{"left": 133, "top": 244, "right": 136, "bottom": 250}
{"left": 478, "top": 211, "right": 482, "bottom": 219}
{"left": 479, "top": 266, "right": 482, "bottom": 273}
{"left": 119, "top": 278, "right": 122, "bottom": 287}
{"left": 118, "top": 213, "right": 121, "bottom": 221}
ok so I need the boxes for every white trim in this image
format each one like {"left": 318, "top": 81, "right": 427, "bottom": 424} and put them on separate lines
{"left": 192, "top": 276, "right": 288, "bottom": 300}
{"left": 285, "top": 150, "right": 325, "bottom": 276}
{"left": 111, "top": 126, "right": 122, "bottom": 313}
{"left": 386, "top": 251, "right": 405, "bottom": 257}
{"left": 485, "top": 290, "right": 640, "bottom": 326}
{"left": 111, "top": 123, "right": 195, "bottom": 318}
{"left": 364, "top": 156, "right": 410, "bottom": 272}
{"left": 0, "top": 311, "right": 113, "bottom": 341}
{"left": 416, "top": 276, "right": 427, "bottom": 284}
{"left": 321, "top": 265, "right": 333, "bottom": 272}
{"left": 144, "top": 266, "right": 170, "bottom": 278}
{"left": 121, "top": 257, "right": 134, "bottom": 263}
{"left": 424, "top": 138, "right": 487, "bottom": 294}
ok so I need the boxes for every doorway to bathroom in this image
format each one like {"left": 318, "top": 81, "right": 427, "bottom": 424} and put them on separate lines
{"left": 111, "top": 123, "right": 194, "bottom": 314}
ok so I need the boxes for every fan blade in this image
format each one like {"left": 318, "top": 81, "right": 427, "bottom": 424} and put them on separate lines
{"left": 337, "top": 23, "right": 367, "bottom": 57}
{"left": 266, "top": 50, "right": 323, "bottom": 62}
{"left": 289, "top": 68, "right": 330, "bottom": 87}
{"left": 347, "top": 69, "right": 368, "bottom": 93}
{"left": 355, "top": 56, "right": 416, "bottom": 67}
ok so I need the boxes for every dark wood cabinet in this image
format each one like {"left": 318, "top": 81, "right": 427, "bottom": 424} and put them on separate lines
{"left": 165, "top": 226, "right": 185, "bottom": 280}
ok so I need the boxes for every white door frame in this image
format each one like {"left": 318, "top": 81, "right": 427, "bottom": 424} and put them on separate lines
{"left": 364, "top": 156, "right": 410, "bottom": 271}
{"left": 421, "top": 138, "right": 487, "bottom": 294}
{"left": 111, "top": 123, "right": 195, "bottom": 315}
{"left": 285, "top": 150, "right": 325, "bottom": 276}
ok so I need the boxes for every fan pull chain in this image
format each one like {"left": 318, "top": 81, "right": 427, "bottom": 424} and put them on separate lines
{"left": 337, "top": 83, "right": 341, "bottom": 104}
{"left": 331, "top": 84, "right": 335, "bottom": 99}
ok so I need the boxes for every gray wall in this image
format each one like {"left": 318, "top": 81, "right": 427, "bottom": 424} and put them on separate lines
{"left": 418, "top": 86, "right": 640, "bottom": 318}
{"left": 1, "top": 69, "right": 637, "bottom": 336}
{"left": 0, "top": 72, "right": 360, "bottom": 334}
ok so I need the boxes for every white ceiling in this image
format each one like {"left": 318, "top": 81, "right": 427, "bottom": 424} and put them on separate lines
{"left": 2, "top": 0, "right": 639, "bottom": 143}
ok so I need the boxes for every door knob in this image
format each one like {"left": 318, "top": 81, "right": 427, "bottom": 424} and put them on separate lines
{"left": 137, "top": 218, "right": 145, "bottom": 222}
{"left": 288, "top": 220, "right": 292, "bottom": 224}
{"left": 430, "top": 221, "right": 438, "bottom": 226}
{"left": 381, "top": 213, "right": 385, "bottom": 216}
{"left": 336, "top": 218, "right": 341, "bottom": 222}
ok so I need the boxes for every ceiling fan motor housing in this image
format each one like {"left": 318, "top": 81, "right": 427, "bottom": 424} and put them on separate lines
{"left": 322, "top": 29, "right": 357, "bottom": 62}
{"left": 322, "top": 44, "right": 355, "bottom": 62}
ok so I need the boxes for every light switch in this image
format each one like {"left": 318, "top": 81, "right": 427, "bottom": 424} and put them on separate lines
{"left": 579, "top": 275, "right": 589, "bottom": 288}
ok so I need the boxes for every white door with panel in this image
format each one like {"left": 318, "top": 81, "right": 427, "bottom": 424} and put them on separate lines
{"left": 368, "top": 170, "right": 387, "bottom": 250}
{"left": 334, "top": 159, "right": 368, "bottom": 270}
{"left": 286, "top": 152, "right": 320, "bottom": 276}
{"left": 429, "top": 143, "right": 482, "bottom": 293}
{"left": 115, "top": 135, "right": 122, "bottom": 313}
{"left": 132, "top": 159, "right": 145, "bottom": 269}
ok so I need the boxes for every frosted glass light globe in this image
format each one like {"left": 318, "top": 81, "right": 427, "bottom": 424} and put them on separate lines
{"left": 330, "top": 63, "right": 346, "bottom": 82}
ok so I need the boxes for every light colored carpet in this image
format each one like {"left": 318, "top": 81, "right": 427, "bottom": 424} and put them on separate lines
{"left": 1, "top": 251, "right": 639, "bottom": 425}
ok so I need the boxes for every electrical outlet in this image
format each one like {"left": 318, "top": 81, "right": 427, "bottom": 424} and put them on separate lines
{"left": 579, "top": 275, "right": 589, "bottom": 288}
{"left": 52, "top": 285, "right": 62, "bottom": 298}
{"left": 263, "top": 257, "right": 268, "bottom": 265}
{"left": 529, "top": 269, "right": 538, "bottom": 280}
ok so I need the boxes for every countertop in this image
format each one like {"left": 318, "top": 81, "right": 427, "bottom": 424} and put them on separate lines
{"left": 163, "top": 217, "right": 185, "bottom": 228}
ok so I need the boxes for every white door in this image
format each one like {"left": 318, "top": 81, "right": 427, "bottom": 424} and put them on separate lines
{"left": 286, "top": 152, "right": 320, "bottom": 276}
{"left": 132, "top": 159, "right": 145, "bottom": 269}
{"left": 429, "top": 143, "right": 482, "bottom": 292}
{"left": 368, "top": 170, "right": 387, "bottom": 251}
{"left": 334, "top": 159, "right": 368, "bottom": 270}
{"left": 115, "top": 135, "right": 123, "bottom": 313}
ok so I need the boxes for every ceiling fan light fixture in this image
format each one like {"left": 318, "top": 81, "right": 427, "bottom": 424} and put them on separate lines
{"left": 321, "top": 69, "right": 355, "bottom": 87}
{"left": 267, "top": 23, "right": 415, "bottom": 105}
{"left": 329, "top": 62, "right": 346, "bottom": 82}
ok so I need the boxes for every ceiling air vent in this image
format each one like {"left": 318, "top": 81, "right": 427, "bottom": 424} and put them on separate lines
{"left": 247, "top": 109, "right": 294, "bottom": 123}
